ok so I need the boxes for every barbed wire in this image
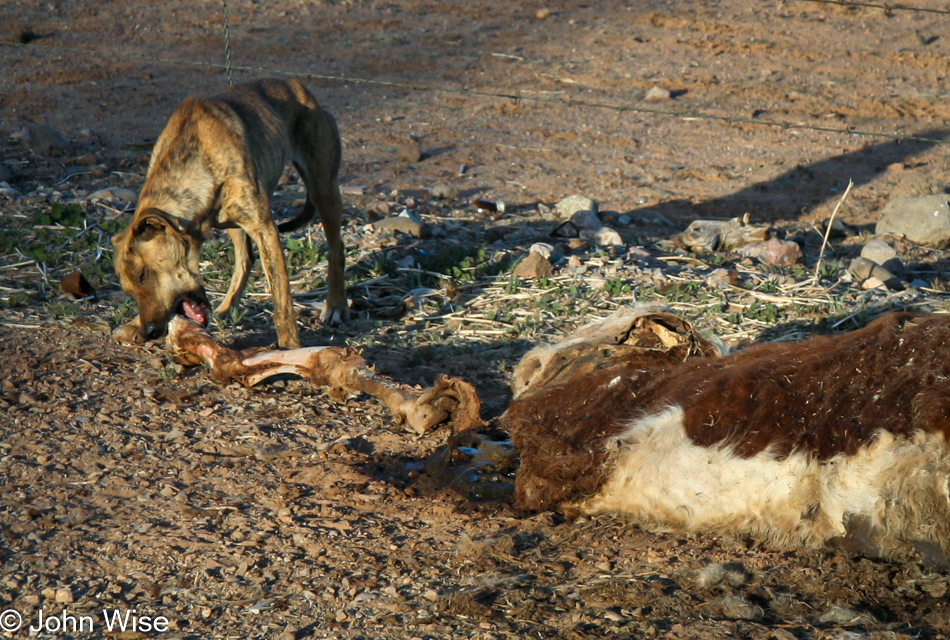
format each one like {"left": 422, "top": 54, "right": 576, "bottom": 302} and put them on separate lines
{"left": 220, "top": 0, "right": 234, "bottom": 86}
{"left": 793, "top": 0, "right": 950, "bottom": 15}
{"left": 1, "top": 39, "right": 946, "bottom": 145}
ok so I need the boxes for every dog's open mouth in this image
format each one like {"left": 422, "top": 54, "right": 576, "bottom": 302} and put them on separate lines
{"left": 177, "top": 298, "right": 211, "bottom": 327}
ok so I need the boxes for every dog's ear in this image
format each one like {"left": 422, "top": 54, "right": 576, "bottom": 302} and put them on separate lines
{"left": 132, "top": 209, "right": 185, "bottom": 243}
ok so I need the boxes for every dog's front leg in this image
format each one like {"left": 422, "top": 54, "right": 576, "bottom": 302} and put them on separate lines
{"left": 216, "top": 227, "right": 253, "bottom": 318}
{"left": 251, "top": 222, "right": 301, "bottom": 349}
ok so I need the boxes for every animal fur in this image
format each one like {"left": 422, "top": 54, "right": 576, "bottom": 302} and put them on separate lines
{"left": 505, "top": 309, "right": 950, "bottom": 563}
{"left": 111, "top": 78, "right": 348, "bottom": 349}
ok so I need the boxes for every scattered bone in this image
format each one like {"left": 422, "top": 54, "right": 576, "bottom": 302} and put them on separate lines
{"left": 165, "top": 316, "right": 480, "bottom": 434}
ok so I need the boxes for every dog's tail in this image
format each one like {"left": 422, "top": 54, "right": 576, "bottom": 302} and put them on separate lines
{"left": 277, "top": 199, "right": 317, "bottom": 233}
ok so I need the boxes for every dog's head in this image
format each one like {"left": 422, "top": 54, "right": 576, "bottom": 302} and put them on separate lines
{"left": 112, "top": 208, "right": 212, "bottom": 341}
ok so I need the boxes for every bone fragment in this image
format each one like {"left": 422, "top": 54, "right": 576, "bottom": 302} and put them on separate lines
{"left": 165, "top": 316, "right": 480, "bottom": 434}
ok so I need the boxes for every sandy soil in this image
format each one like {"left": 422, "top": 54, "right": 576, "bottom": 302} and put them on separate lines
{"left": 3, "top": 0, "right": 950, "bottom": 638}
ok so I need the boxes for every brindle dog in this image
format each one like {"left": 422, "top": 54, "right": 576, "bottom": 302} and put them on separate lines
{"left": 112, "top": 78, "right": 348, "bottom": 349}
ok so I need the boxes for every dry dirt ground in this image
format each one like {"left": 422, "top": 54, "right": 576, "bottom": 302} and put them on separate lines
{"left": 5, "top": 1, "right": 950, "bottom": 639}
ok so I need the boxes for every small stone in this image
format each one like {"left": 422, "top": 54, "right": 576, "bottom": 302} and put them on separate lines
{"left": 556, "top": 194, "right": 598, "bottom": 220}
{"left": 429, "top": 185, "right": 459, "bottom": 200}
{"left": 513, "top": 252, "right": 554, "bottom": 278}
{"left": 706, "top": 268, "right": 738, "bottom": 289}
{"left": 582, "top": 226, "right": 624, "bottom": 247}
{"left": 396, "top": 140, "right": 423, "bottom": 163}
{"left": 876, "top": 194, "right": 950, "bottom": 247}
{"left": 645, "top": 86, "right": 673, "bottom": 101}
{"left": 88, "top": 187, "right": 138, "bottom": 204}
{"left": 54, "top": 588, "right": 75, "bottom": 604}
{"left": 60, "top": 271, "right": 96, "bottom": 299}
{"left": 736, "top": 238, "right": 802, "bottom": 266}
{"left": 334, "top": 610, "right": 347, "bottom": 623}
{"left": 373, "top": 216, "right": 427, "bottom": 238}
{"left": 529, "top": 242, "right": 554, "bottom": 258}
{"left": 536, "top": 8, "right": 551, "bottom": 18}
{"left": 860, "top": 239, "right": 903, "bottom": 276}
{"left": 848, "top": 257, "right": 903, "bottom": 290}
{"left": 821, "top": 216, "right": 853, "bottom": 238}
{"left": 67, "top": 153, "right": 98, "bottom": 166}
{"left": 861, "top": 276, "right": 888, "bottom": 290}
{"left": 570, "top": 209, "right": 601, "bottom": 230}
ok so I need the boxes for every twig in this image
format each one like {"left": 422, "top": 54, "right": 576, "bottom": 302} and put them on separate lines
{"left": 812, "top": 180, "right": 853, "bottom": 280}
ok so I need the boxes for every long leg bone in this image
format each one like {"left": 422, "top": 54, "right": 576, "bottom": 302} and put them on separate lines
{"left": 166, "top": 316, "right": 481, "bottom": 434}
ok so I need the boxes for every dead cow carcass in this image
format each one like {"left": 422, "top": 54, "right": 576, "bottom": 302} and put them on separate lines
{"left": 504, "top": 307, "right": 950, "bottom": 564}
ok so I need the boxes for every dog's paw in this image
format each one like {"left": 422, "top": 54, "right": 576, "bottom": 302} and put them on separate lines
{"left": 320, "top": 301, "right": 350, "bottom": 326}
{"left": 113, "top": 320, "right": 145, "bottom": 344}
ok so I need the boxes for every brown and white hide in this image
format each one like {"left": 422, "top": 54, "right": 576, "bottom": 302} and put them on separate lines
{"left": 504, "top": 308, "right": 950, "bottom": 564}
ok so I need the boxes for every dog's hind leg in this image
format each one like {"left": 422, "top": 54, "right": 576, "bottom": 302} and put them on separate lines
{"left": 312, "top": 175, "right": 348, "bottom": 326}
{"left": 215, "top": 227, "right": 253, "bottom": 318}
{"left": 295, "top": 113, "right": 349, "bottom": 326}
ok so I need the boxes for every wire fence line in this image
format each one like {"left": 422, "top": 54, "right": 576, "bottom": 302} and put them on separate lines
{"left": 2, "top": 6, "right": 947, "bottom": 148}
{"left": 793, "top": 0, "right": 950, "bottom": 15}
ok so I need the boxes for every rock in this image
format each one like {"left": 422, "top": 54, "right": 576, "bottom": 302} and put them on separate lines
{"left": 429, "top": 185, "right": 459, "bottom": 200}
{"left": 821, "top": 216, "right": 853, "bottom": 238}
{"left": 736, "top": 238, "right": 802, "bottom": 266}
{"left": 536, "top": 8, "right": 551, "bottom": 18}
{"left": 847, "top": 257, "right": 903, "bottom": 291}
{"left": 706, "top": 268, "right": 738, "bottom": 289}
{"left": 529, "top": 242, "right": 554, "bottom": 259}
{"left": 570, "top": 209, "right": 601, "bottom": 230}
{"left": 67, "top": 153, "right": 98, "bottom": 166}
{"left": 552, "top": 220, "right": 580, "bottom": 238}
{"left": 30, "top": 124, "right": 71, "bottom": 154}
{"left": 88, "top": 187, "right": 138, "bottom": 204}
{"left": 860, "top": 239, "right": 904, "bottom": 276}
{"left": 556, "top": 194, "right": 598, "bottom": 220}
{"left": 54, "top": 588, "right": 75, "bottom": 604}
{"left": 373, "top": 215, "right": 427, "bottom": 238}
{"left": 513, "top": 252, "right": 554, "bottom": 278}
{"left": 59, "top": 271, "right": 96, "bottom": 299}
{"left": 876, "top": 195, "right": 950, "bottom": 247}
{"left": 861, "top": 276, "right": 887, "bottom": 290}
{"left": 396, "top": 140, "right": 423, "bottom": 163}
{"left": 340, "top": 184, "right": 365, "bottom": 195}
{"left": 580, "top": 226, "right": 623, "bottom": 248}
{"left": 645, "top": 86, "right": 673, "bottom": 101}
{"left": 680, "top": 215, "right": 770, "bottom": 252}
